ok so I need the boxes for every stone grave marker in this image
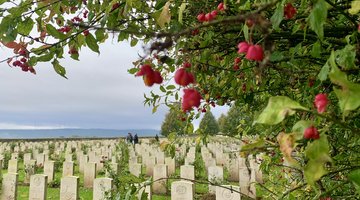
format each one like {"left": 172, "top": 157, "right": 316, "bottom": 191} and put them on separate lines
{"left": 165, "top": 157, "right": 175, "bottom": 176}
{"left": 24, "top": 160, "right": 36, "bottom": 184}
{"left": 228, "top": 159, "right": 239, "bottom": 182}
{"left": 1, "top": 173, "right": 18, "bottom": 200}
{"left": 29, "top": 174, "right": 48, "bottom": 200}
{"left": 8, "top": 159, "right": 18, "bottom": 173}
{"left": 215, "top": 185, "right": 241, "bottom": 200}
{"left": 60, "top": 176, "right": 79, "bottom": 200}
{"left": 84, "top": 162, "right": 96, "bottom": 188}
{"left": 180, "top": 165, "right": 195, "bottom": 181}
{"left": 208, "top": 166, "right": 224, "bottom": 193}
{"left": 62, "top": 161, "right": 74, "bottom": 177}
{"left": 152, "top": 164, "right": 168, "bottom": 194}
{"left": 129, "top": 163, "right": 142, "bottom": 177}
{"left": 145, "top": 156, "right": 156, "bottom": 176}
{"left": 44, "top": 160, "right": 55, "bottom": 182}
{"left": 93, "top": 178, "right": 113, "bottom": 200}
{"left": 171, "top": 180, "right": 194, "bottom": 200}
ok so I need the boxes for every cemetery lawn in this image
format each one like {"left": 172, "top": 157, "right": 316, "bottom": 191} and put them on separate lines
{"left": 17, "top": 185, "right": 93, "bottom": 199}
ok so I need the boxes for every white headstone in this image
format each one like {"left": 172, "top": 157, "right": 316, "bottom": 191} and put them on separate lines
{"left": 129, "top": 163, "right": 142, "bottom": 177}
{"left": 8, "top": 159, "right": 18, "bottom": 173}
{"left": 171, "top": 181, "right": 194, "bottom": 200}
{"left": 208, "top": 166, "right": 224, "bottom": 193}
{"left": 60, "top": 176, "right": 79, "bottom": 200}
{"left": 215, "top": 185, "right": 241, "bottom": 200}
{"left": 1, "top": 173, "right": 18, "bottom": 200}
{"left": 93, "top": 178, "right": 113, "bottom": 200}
{"left": 84, "top": 162, "right": 96, "bottom": 188}
{"left": 44, "top": 160, "right": 55, "bottom": 182}
{"left": 152, "top": 164, "right": 168, "bottom": 194}
{"left": 180, "top": 165, "right": 195, "bottom": 181}
{"left": 165, "top": 157, "right": 175, "bottom": 176}
{"left": 29, "top": 174, "right": 48, "bottom": 200}
{"left": 62, "top": 161, "right": 74, "bottom": 177}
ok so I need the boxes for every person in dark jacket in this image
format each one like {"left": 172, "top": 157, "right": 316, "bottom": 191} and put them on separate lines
{"left": 133, "top": 133, "right": 139, "bottom": 144}
{"left": 126, "top": 132, "right": 133, "bottom": 144}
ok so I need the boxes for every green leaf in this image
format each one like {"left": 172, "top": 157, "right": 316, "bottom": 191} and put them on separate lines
{"left": 292, "top": 120, "right": 313, "bottom": 140}
{"left": 308, "top": 0, "right": 328, "bottom": 40}
{"left": 269, "top": 51, "right": 284, "bottom": 62}
{"left": 254, "top": 96, "right": 308, "bottom": 125}
{"left": 37, "top": 52, "right": 54, "bottom": 62}
{"left": 304, "top": 135, "right": 331, "bottom": 186}
{"left": 348, "top": 169, "right": 360, "bottom": 195}
{"left": 155, "top": 1, "right": 171, "bottom": 28}
{"left": 166, "top": 85, "right": 176, "bottom": 90}
{"left": 336, "top": 44, "right": 356, "bottom": 70}
{"left": 349, "top": 0, "right": 360, "bottom": 14}
{"left": 317, "top": 62, "right": 330, "bottom": 81}
{"left": 241, "top": 138, "right": 265, "bottom": 152}
{"left": 130, "top": 38, "right": 138, "bottom": 47}
{"left": 46, "top": 24, "right": 65, "bottom": 39}
{"left": 85, "top": 33, "right": 100, "bottom": 53}
{"left": 348, "top": 169, "right": 360, "bottom": 186}
{"left": 152, "top": 105, "right": 159, "bottom": 113}
{"left": 329, "top": 60, "right": 360, "bottom": 113}
{"left": 52, "top": 59, "right": 67, "bottom": 79}
{"left": 270, "top": 3, "right": 284, "bottom": 30}
{"left": 243, "top": 25, "right": 249, "bottom": 42}
{"left": 128, "top": 68, "right": 138, "bottom": 74}
{"left": 95, "top": 29, "right": 107, "bottom": 42}
{"left": 160, "top": 85, "right": 166, "bottom": 93}
{"left": 311, "top": 41, "right": 321, "bottom": 58}
{"left": 17, "top": 17, "right": 34, "bottom": 35}
{"left": 178, "top": 2, "right": 186, "bottom": 24}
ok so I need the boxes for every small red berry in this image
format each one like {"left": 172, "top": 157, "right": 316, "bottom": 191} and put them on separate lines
{"left": 234, "top": 57, "right": 241, "bottom": 64}
{"left": 233, "top": 64, "right": 239, "bottom": 70}
{"left": 83, "top": 30, "right": 90, "bottom": 36}
{"left": 217, "top": 3, "right": 224, "bottom": 11}
{"left": 112, "top": 2, "right": 120, "bottom": 11}
{"left": 237, "top": 41, "right": 250, "bottom": 54}
{"left": 242, "top": 83, "right": 247, "bottom": 92}
{"left": 18, "top": 49, "right": 27, "bottom": 56}
{"left": 191, "top": 29, "right": 200, "bottom": 35}
{"left": 246, "top": 45, "right": 264, "bottom": 61}
{"left": 183, "top": 62, "right": 191, "bottom": 68}
{"left": 284, "top": 3, "right": 297, "bottom": 19}
{"left": 205, "top": 13, "right": 213, "bottom": 21}
{"left": 210, "top": 10, "right": 218, "bottom": 18}
{"left": 20, "top": 58, "right": 27, "bottom": 63}
{"left": 314, "top": 93, "right": 329, "bottom": 113}
{"left": 197, "top": 13, "right": 206, "bottom": 22}
{"left": 182, "top": 89, "right": 202, "bottom": 112}
{"left": 304, "top": 126, "right": 320, "bottom": 140}
{"left": 246, "top": 19, "right": 254, "bottom": 28}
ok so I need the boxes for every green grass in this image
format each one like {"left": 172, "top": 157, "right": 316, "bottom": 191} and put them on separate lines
{"left": 17, "top": 185, "right": 93, "bottom": 199}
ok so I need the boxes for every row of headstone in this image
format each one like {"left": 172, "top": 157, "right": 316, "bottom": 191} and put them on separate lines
{"left": 0, "top": 173, "right": 113, "bottom": 200}
{"left": 171, "top": 180, "right": 242, "bottom": 200}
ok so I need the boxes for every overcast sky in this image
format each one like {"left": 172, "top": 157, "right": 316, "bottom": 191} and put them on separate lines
{"left": 0, "top": 40, "right": 228, "bottom": 130}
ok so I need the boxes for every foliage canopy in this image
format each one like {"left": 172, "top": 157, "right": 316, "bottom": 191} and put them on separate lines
{"left": 1, "top": 0, "right": 360, "bottom": 198}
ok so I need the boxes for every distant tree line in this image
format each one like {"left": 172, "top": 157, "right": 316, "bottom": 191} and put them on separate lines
{"left": 160, "top": 104, "right": 249, "bottom": 137}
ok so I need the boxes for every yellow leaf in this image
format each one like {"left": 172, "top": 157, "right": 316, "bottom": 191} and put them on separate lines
{"left": 156, "top": 1, "right": 171, "bottom": 28}
{"left": 160, "top": 141, "right": 170, "bottom": 150}
{"left": 349, "top": 0, "right": 360, "bottom": 14}
{"left": 277, "top": 132, "right": 299, "bottom": 166}
{"left": 178, "top": 3, "right": 186, "bottom": 24}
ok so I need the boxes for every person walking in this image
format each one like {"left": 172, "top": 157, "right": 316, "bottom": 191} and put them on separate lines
{"left": 126, "top": 132, "right": 133, "bottom": 144}
{"left": 133, "top": 133, "right": 139, "bottom": 144}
